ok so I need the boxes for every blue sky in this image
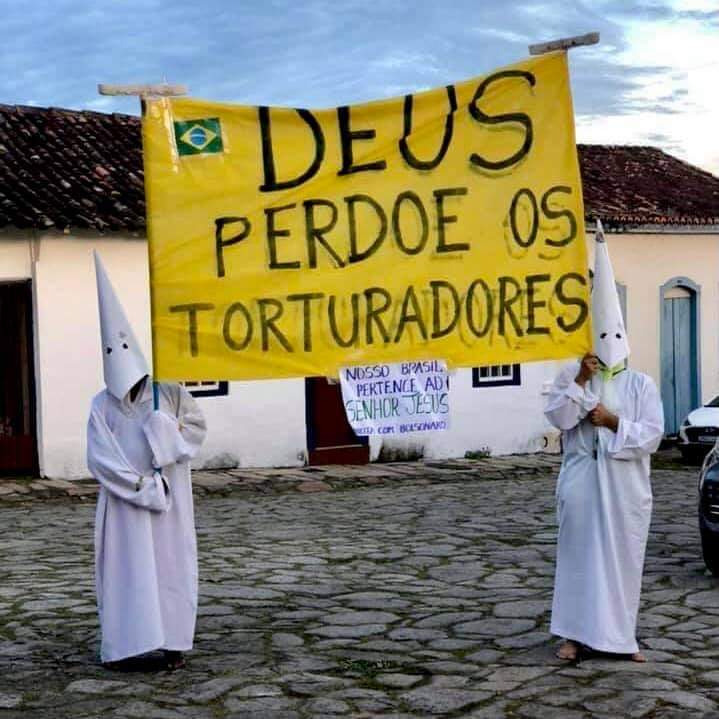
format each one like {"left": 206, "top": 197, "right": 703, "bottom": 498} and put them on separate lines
{"left": 3, "top": 0, "right": 717, "bottom": 173}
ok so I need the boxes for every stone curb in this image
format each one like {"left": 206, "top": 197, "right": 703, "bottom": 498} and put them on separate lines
{"left": 0, "top": 454, "right": 563, "bottom": 504}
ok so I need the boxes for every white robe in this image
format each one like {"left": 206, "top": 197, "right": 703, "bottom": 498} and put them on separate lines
{"left": 87, "top": 379, "right": 206, "bottom": 662}
{"left": 544, "top": 363, "right": 664, "bottom": 653}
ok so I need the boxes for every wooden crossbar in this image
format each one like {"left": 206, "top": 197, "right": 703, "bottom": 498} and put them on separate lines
{"left": 97, "top": 83, "right": 188, "bottom": 97}
{"left": 529, "top": 32, "right": 600, "bottom": 55}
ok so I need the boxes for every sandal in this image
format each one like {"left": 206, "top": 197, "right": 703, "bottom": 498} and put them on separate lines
{"left": 556, "top": 639, "right": 580, "bottom": 661}
{"left": 163, "top": 650, "right": 186, "bottom": 670}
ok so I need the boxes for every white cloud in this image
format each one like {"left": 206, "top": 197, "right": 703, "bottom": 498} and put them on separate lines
{"left": 86, "top": 96, "right": 118, "bottom": 111}
{"left": 573, "top": 3, "right": 719, "bottom": 174}
{"left": 473, "top": 28, "right": 531, "bottom": 43}
{"left": 0, "top": 0, "right": 715, "bottom": 176}
{"left": 370, "top": 51, "right": 442, "bottom": 75}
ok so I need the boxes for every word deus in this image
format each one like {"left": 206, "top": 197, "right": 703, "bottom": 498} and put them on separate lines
{"left": 169, "top": 272, "right": 587, "bottom": 357}
{"left": 259, "top": 70, "right": 536, "bottom": 191}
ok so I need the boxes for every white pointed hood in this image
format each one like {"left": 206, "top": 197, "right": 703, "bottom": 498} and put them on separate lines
{"left": 592, "top": 219, "right": 629, "bottom": 368}
{"left": 94, "top": 251, "right": 149, "bottom": 400}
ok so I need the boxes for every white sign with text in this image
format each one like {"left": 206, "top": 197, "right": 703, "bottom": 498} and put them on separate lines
{"left": 339, "top": 360, "right": 450, "bottom": 437}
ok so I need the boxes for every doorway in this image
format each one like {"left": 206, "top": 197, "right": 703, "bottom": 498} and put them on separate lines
{"left": 305, "top": 377, "right": 369, "bottom": 465}
{"left": 0, "top": 280, "right": 38, "bottom": 474}
{"left": 661, "top": 279, "right": 699, "bottom": 435}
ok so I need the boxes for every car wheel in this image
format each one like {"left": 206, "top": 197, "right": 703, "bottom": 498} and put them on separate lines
{"left": 700, "top": 524, "right": 719, "bottom": 576}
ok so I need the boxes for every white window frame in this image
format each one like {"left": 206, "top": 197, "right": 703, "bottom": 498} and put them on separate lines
{"left": 182, "top": 381, "right": 229, "bottom": 397}
{"left": 472, "top": 364, "right": 521, "bottom": 388}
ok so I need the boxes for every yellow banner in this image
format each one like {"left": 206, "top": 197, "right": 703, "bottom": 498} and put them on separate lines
{"left": 143, "top": 51, "right": 590, "bottom": 380}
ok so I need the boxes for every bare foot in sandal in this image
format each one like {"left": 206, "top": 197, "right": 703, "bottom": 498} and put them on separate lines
{"left": 556, "top": 640, "right": 580, "bottom": 660}
{"left": 631, "top": 651, "right": 646, "bottom": 662}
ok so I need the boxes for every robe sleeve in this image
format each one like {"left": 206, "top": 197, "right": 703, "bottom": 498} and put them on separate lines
{"left": 606, "top": 375, "right": 664, "bottom": 460}
{"left": 87, "top": 398, "right": 170, "bottom": 512}
{"left": 544, "top": 362, "right": 600, "bottom": 431}
{"left": 142, "top": 384, "right": 207, "bottom": 469}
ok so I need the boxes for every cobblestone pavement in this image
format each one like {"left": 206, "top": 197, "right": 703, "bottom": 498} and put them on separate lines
{"left": 0, "top": 454, "right": 563, "bottom": 502}
{"left": 1, "top": 454, "right": 718, "bottom": 718}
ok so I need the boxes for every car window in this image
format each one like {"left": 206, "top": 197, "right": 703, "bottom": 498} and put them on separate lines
{"left": 706, "top": 396, "right": 719, "bottom": 407}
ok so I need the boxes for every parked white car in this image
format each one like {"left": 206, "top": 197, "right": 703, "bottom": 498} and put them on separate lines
{"left": 678, "top": 397, "right": 719, "bottom": 462}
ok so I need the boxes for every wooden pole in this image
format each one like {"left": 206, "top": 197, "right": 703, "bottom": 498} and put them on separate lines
{"left": 97, "top": 83, "right": 188, "bottom": 97}
{"left": 97, "top": 82, "right": 189, "bottom": 408}
{"left": 529, "top": 32, "right": 599, "bottom": 55}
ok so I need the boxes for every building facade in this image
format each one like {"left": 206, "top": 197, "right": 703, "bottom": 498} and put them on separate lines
{"left": 0, "top": 227, "right": 561, "bottom": 477}
{"left": 0, "top": 106, "right": 718, "bottom": 477}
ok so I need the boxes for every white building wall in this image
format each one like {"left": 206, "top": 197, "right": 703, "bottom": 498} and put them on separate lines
{"left": 33, "top": 235, "right": 108, "bottom": 478}
{"left": 23, "top": 232, "right": 566, "bottom": 478}
{"left": 19, "top": 228, "right": 716, "bottom": 477}
{"left": 366, "top": 361, "right": 562, "bottom": 461}
{"left": 603, "top": 230, "right": 719, "bottom": 404}
{"left": 5, "top": 232, "right": 306, "bottom": 479}
{"left": 196, "top": 378, "right": 306, "bottom": 469}
{"left": 0, "top": 231, "right": 33, "bottom": 278}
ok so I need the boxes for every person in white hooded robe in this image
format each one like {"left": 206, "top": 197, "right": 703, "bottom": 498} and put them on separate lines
{"left": 544, "top": 220, "right": 664, "bottom": 662}
{"left": 87, "top": 252, "right": 207, "bottom": 668}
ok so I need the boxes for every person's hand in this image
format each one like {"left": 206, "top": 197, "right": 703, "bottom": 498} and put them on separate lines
{"left": 589, "top": 403, "right": 619, "bottom": 432}
{"left": 575, "top": 353, "right": 599, "bottom": 387}
{"left": 143, "top": 411, "right": 181, "bottom": 469}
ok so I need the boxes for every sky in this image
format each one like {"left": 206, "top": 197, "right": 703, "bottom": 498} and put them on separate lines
{"left": 2, "top": 0, "right": 717, "bottom": 174}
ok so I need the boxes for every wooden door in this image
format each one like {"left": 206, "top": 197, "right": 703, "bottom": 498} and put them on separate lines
{"left": 305, "top": 377, "right": 369, "bottom": 465}
{"left": 0, "top": 281, "right": 38, "bottom": 474}
{"left": 661, "top": 286, "right": 696, "bottom": 435}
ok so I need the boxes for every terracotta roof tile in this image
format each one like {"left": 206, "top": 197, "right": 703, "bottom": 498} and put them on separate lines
{"left": 0, "top": 104, "right": 144, "bottom": 232}
{"left": 0, "top": 105, "right": 717, "bottom": 232}
{"left": 578, "top": 144, "right": 719, "bottom": 227}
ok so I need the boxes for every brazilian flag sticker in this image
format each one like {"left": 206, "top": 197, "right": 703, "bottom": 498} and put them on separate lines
{"left": 173, "top": 118, "right": 223, "bottom": 156}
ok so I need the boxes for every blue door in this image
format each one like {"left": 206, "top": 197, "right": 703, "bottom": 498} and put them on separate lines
{"left": 661, "top": 286, "right": 696, "bottom": 434}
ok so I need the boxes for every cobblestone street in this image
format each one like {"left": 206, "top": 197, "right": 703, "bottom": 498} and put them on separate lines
{"left": 1, "top": 454, "right": 718, "bottom": 718}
